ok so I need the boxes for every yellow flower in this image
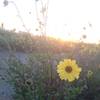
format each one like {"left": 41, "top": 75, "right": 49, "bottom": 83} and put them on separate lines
{"left": 57, "top": 59, "right": 82, "bottom": 82}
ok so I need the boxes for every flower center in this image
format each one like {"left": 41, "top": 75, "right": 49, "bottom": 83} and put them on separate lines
{"left": 65, "top": 66, "right": 72, "bottom": 73}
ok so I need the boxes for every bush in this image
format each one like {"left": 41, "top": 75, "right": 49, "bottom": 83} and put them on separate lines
{"left": 7, "top": 53, "right": 85, "bottom": 100}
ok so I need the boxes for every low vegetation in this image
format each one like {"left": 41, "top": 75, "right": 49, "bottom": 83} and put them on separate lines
{"left": 0, "top": 28, "right": 100, "bottom": 100}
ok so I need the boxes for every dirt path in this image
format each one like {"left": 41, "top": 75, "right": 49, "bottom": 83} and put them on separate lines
{"left": 0, "top": 51, "right": 28, "bottom": 100}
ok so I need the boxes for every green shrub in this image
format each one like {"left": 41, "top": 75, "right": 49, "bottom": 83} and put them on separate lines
{"left": 7, "top": 53, "right": 84, "bottom": 100}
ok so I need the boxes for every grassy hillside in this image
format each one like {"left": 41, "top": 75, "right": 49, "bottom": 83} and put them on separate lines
{"left": 0, "top": 29, "right": 100, "bottom": 100}
{"left": 1, "top": 28, "right": 100, "bottom": 71}
{"left": 0, "top": 28, "right": 99, "bottom": 53}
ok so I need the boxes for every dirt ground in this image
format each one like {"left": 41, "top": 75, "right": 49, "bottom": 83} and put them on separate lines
{"left": 0, "top": 51, "right": 28, "bottom": 100}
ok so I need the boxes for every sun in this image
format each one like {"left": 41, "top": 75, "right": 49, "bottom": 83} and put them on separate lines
{"left": 47, "top": 32, "right": 80, "bottom": 43}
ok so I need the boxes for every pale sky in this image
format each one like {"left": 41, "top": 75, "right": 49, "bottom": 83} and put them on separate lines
{"left": 0, "top": 0, "right": 100, "bottom": 43}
